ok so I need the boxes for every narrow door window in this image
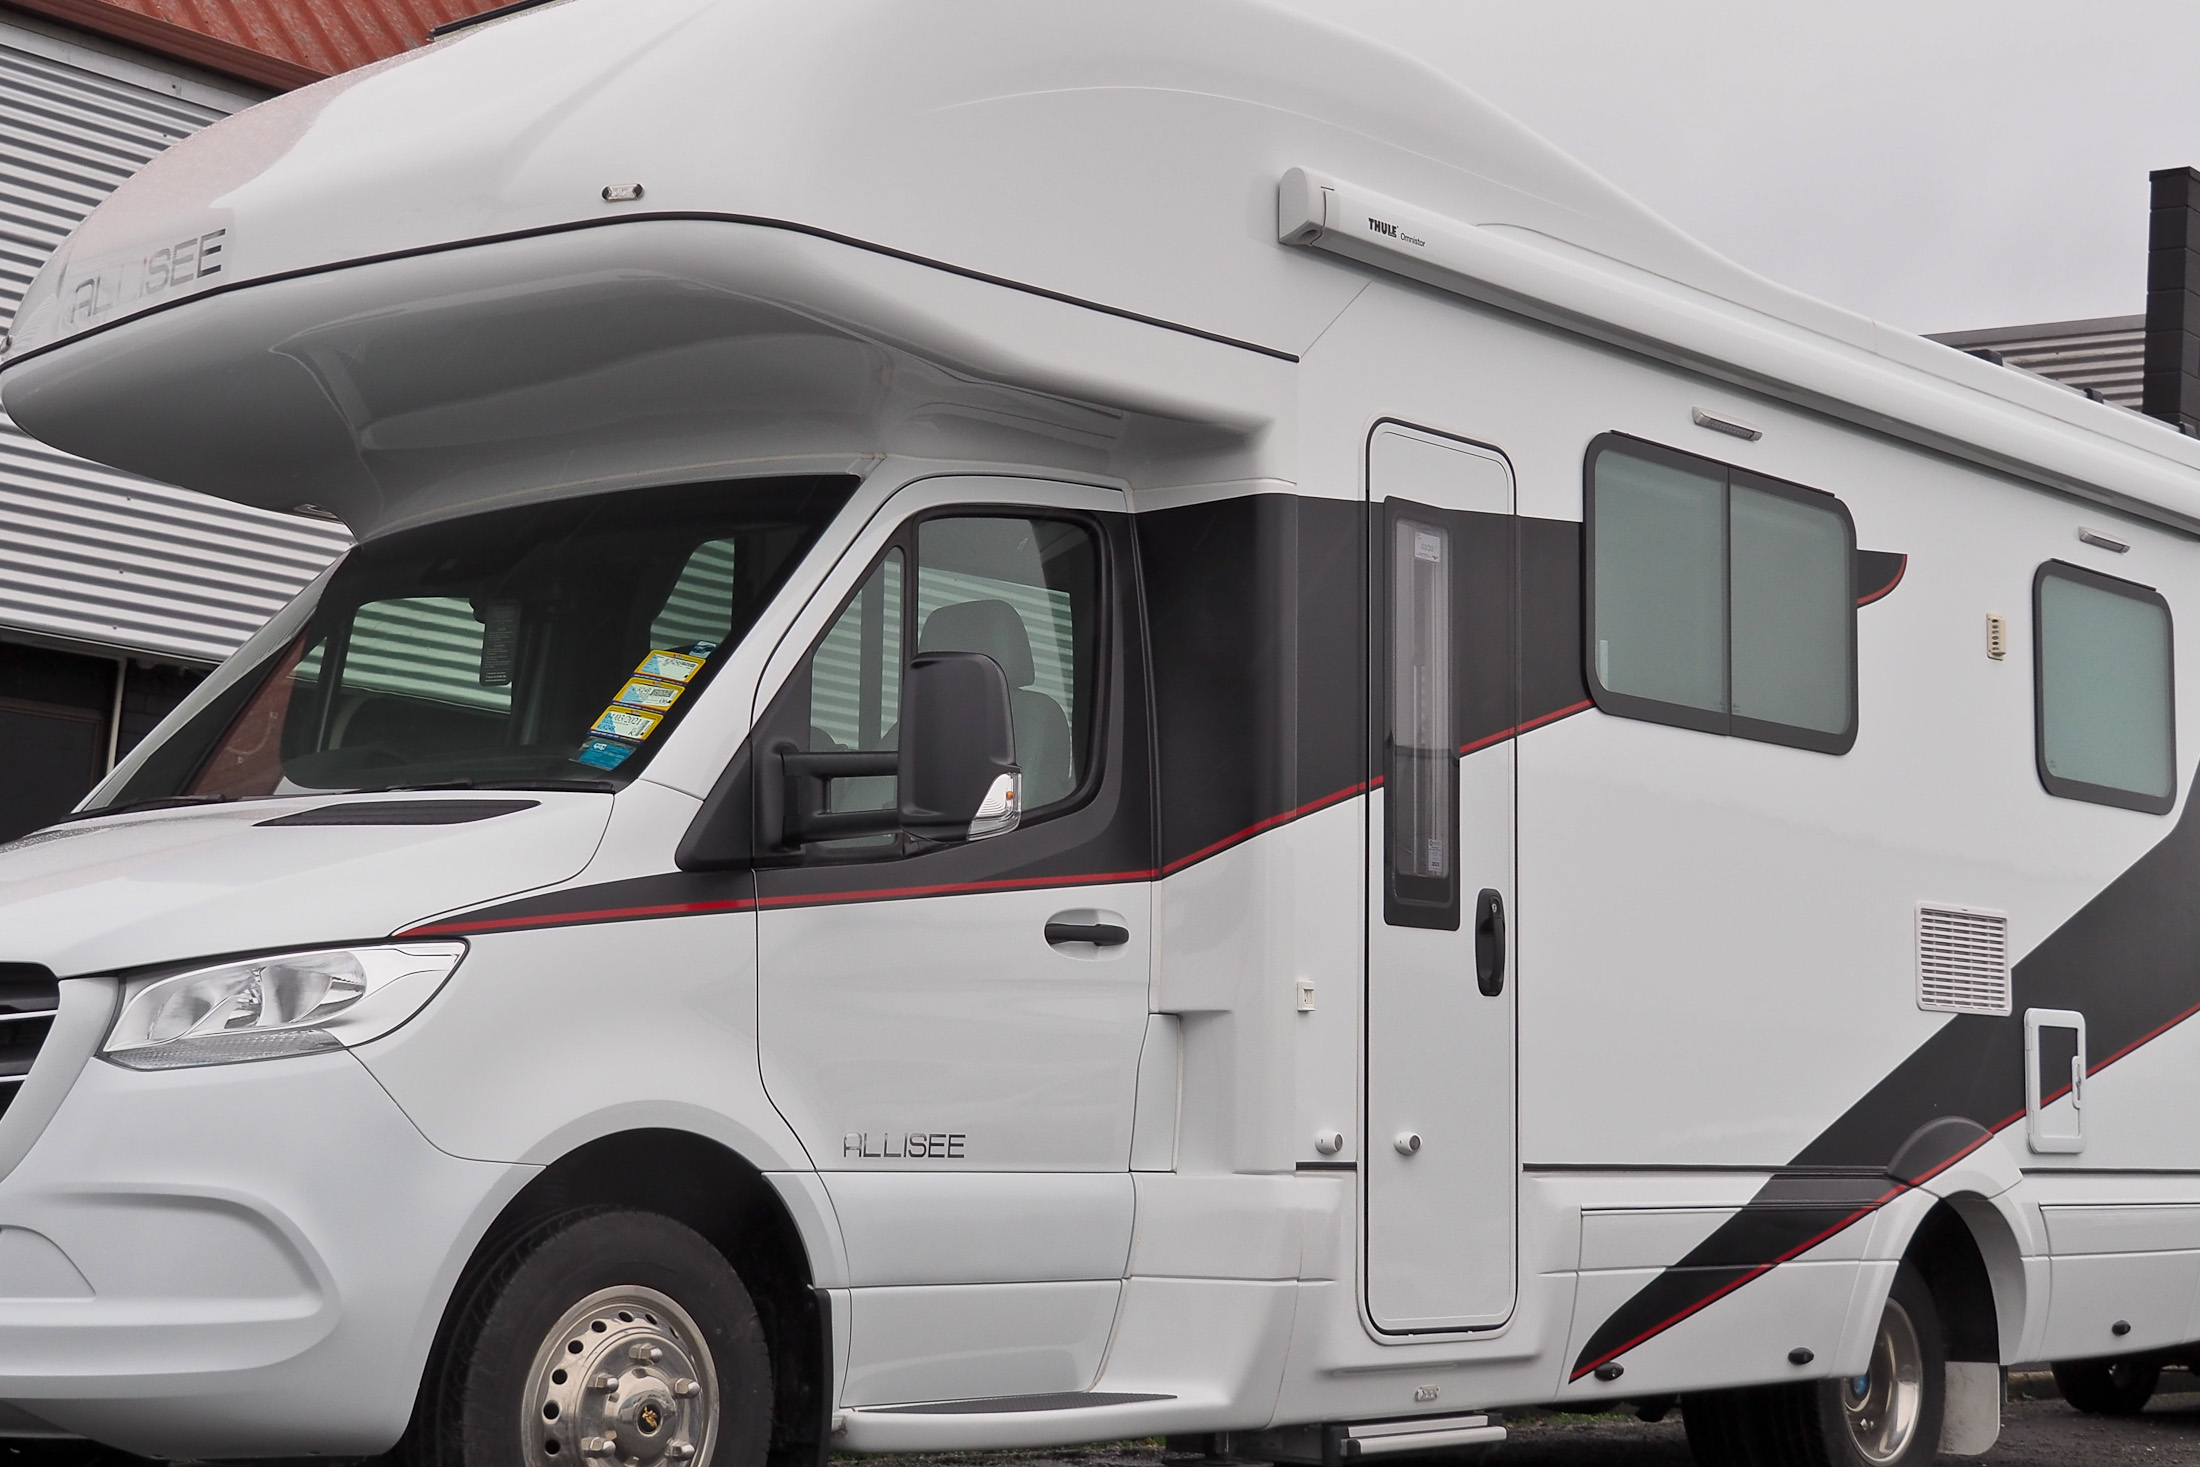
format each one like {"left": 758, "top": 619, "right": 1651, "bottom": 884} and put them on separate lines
{"left": 1387, "top": 513, "right": 1459, "bottom": 928}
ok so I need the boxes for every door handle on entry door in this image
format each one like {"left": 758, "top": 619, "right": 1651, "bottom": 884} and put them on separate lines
{"left": 1475, "top": 888, "right": 1506, "bottom": 996}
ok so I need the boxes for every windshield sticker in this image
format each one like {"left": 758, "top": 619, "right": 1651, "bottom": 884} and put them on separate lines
{"left": 636, "top": 650, "right": 705, "bottom": 684}
{"left": 591, "top": 706, "right": 662, "bottom": 742}
{"left": 479, "top": 601, "right": 522, "bottom": 687}
{"left": 613, "top": 677, "right": 683, "bottom": 712}
{"left": 575, "top": 738, "right": 638, "bottom": 771}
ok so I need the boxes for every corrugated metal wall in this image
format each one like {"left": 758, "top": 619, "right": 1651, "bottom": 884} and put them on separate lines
{"left": 1928, "top": 315, "right": 2147, "bottom": 414}
{"left": 0, "top": 21, "right": 348, "bottom": 666}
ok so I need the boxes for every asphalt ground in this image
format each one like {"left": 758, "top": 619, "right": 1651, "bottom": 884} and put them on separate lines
{"left": 4, "top": 1371, "right": 2196, "bottom": 1464}
{"left": 847, "top": 1370, "right": 2200, "bottom": 1467}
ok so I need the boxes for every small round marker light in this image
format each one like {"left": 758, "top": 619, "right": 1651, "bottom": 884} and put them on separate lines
{"left": 602, "top": 183, "right": 645, "bottom": 203}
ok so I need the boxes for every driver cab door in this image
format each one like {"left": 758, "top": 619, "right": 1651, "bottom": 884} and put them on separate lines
{"left": 752, "top": 476, "right": 1153, "bottom": 1407}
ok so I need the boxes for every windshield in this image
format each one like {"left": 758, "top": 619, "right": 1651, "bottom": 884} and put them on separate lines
{"left": 99, "top": 476, "right": 854, "bottom": 806}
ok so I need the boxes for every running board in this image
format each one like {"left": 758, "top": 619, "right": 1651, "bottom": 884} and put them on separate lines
{"left": 857, "top": 1390, "right": 1176, "bottom": 1416}
{"left": 1244, "top": 1413, "right": 1507, "bottom": 1466}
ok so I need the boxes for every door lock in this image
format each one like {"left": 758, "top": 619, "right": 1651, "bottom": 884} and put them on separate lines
{"left": 1394, "top": 1132, "right": 1423, "bottom": 1156}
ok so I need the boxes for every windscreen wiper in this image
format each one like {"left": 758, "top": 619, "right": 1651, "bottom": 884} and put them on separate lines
{"left": 373, "top": 778, "right": 619, "bottom": 794}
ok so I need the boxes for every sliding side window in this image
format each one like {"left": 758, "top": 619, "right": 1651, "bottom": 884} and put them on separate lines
{"left": 1585, "top": 434, "right": 1856, "bottom": 753}
{"left": 2035, "top": 561, "right": 2175, "bottom": 814}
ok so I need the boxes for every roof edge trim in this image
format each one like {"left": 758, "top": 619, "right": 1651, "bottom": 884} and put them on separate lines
{"left": 1279, "top": 167, "right": 2200, "bottom": 535}
{"left": 0, "top": 210, "right": 1300, "bottom": 373}
{"left": 428, "top": 0, "right": 563, "bottom": 39}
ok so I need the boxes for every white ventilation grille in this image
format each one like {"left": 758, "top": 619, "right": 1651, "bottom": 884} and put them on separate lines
{"left": 1917, "top": 904, "right": 2011, "bottom": 1016}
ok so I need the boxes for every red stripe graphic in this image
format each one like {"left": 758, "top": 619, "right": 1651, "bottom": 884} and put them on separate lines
{"left": 754, "top": 868, "right": 1156, "bottom": 909}
{"left": 1570, "top": 1035, "right": 2175, "bottom": 1381}
{"left": 402, "top": 896, "right": 757, "bottom": 937}
{"left": 1856, "top": 556, "right": 1908, "bottom": 607}
{"left": 399, "top": 869, "right": 1158, "bottom": 938}
{"left": 1461, "top": 699, "right": 1593, "bottom": 757}
{"left": 1160, "top": 783, "right": 1368, "bottom": 877}
{"left": 402, "top": 702, "right": 1596, "bottom": 936}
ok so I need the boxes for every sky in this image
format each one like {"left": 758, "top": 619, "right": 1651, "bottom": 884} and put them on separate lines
{"left": 1270, "top": 1, "right": 2200, "bottom": 336}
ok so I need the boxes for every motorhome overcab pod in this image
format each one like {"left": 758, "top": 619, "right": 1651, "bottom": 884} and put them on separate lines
{"left": 2, "top": 1, "right": 2200, "bottom": 1462}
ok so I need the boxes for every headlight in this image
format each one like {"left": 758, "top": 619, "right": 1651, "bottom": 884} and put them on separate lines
{"left": 103, "top": 943, "right": 466, "bottom": 1070}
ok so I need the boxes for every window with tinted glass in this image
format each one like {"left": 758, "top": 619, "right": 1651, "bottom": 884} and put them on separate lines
{"left": 2035, "top": 561, "right": 2175, "bottom": 814}
{"left": 1386, "top": 511, "right": 1460, "bottom": 929}
{"left": 1586, "top": 435, "right": 1856, "bottom": 753}
{"left": 105, "top": 477, "right": 852, "bottom": 805}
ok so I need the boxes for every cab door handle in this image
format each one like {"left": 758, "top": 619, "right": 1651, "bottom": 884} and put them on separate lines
{"left": 1046, "top": 921, "right": 1130, "bottom": 947}
{"left": 1474, "top": 888, "right": 1506, "bottom": 996}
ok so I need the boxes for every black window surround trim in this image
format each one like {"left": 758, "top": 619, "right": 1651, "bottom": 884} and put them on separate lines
{"left": 760, "top": 503, "right": 1117, "bottom": 867}
{"left": 1582, "top": 431, "right": 1859, "bottom": 757}
{"left": 2032, "top": 558, "right": 2178, "bottom": 816}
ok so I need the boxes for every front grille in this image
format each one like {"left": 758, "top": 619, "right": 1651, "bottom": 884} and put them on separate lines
{"left": 0, "top": 968, "right": 60, "bottom": 1122}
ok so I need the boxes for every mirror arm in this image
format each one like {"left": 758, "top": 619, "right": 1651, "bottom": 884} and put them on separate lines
{"left": 771, "top": 742, "right": 901, "bottom": 847}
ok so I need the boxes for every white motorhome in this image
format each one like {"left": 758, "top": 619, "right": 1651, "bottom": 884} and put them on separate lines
{"left": 1, "top": 1, "right": 2197, "bottom": 1461}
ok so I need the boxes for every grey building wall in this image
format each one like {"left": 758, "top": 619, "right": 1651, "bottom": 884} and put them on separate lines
{"left": 0, "top": 15, "right": 350, "bottom": 837}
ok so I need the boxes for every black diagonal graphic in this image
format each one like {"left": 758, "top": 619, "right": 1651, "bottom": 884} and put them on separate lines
{"left": 1573, "top": 776, "right": 2200, "bottom": 1378}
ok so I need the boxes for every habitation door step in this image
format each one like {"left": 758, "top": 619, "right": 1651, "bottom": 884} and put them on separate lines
{"left": 1243, "top": 1413, "right": 1507, "bottom": 1466}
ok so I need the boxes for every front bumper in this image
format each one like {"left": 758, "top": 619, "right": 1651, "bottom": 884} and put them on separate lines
{"left": 0, "top": 979, "right": 520, "bottom": 1455}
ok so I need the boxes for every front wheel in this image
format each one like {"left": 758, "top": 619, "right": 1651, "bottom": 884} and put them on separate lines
{"left": 1684, "top": 1262, "right": 1945, "bottom": 1467}
{"left": 407, "top": 1209, "right": 774, "bottom": 1467}
{"left": 2052, "top": 1357, "right": 2160, "bottom": 1416}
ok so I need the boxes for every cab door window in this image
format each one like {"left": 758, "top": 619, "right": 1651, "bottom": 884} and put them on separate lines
{"left": 916, "top": 516, "right": 1095, "bottom": 808}
{"left": 771, "top": 512, "right": 1101, "bottom": 855}
{"left": 804, "top": 549, "right": 904, "bottom": 820}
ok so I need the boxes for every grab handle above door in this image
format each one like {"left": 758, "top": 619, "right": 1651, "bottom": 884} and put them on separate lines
{"left": 1474, "top": 888, "right": 1506, "bottom": 996}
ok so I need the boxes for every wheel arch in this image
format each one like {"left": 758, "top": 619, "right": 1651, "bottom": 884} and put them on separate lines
{"left": 425, "top": 1127, "right": 829, "bottom": 1467}
{"left": 1905, "top": 1192, "right": 2027, "bottom": 1365}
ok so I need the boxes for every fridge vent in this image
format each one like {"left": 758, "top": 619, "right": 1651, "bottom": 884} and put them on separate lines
{"left": 1917, "top": 905, "right": 2011, "bottom": 1015}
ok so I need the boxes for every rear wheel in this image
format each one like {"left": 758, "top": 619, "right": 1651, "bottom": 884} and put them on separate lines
{"left": 406, "top": 1209, "right": 774, "bottom": 1467}
{"left": 2052, "top": 1357, "right": 2160, "bottom": 1416}
{"left": 1683, "top": 1263, "right": 1945, "bottom": 1467}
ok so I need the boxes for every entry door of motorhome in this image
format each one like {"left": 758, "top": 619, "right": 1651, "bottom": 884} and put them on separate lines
{"left": 1364, "top": 423, "right": 1519, "bottom": 1332}
{"left": 752, "top": 476, "right": 1152, "bottom": 1404}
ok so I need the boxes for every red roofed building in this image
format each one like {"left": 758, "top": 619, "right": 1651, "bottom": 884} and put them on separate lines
{"left": 0, "top": 0, "right": 485, "bottom": 838}
{"left": 2, "top": 0, "right": 479, "bottom": 89}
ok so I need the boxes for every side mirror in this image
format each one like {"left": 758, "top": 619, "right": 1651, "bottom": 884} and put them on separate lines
{"left": 900, "top": 651, "right": 1021, "bottom": 840}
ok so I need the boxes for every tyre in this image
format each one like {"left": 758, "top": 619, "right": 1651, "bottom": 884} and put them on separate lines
{"left": 1683, "top": 1262, "right": 1945, "bottom": 1467}
{"left": 2052, "top": 1357, "right": 2160, "bottom": 1416}
{"left": 406, "top": 1209, "right": 774, "bottom": 1467}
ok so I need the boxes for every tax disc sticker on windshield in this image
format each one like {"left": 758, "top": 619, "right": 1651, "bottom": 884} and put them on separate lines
{"left": 575, "top": 738, "right": 638, "bottom": 771}
{"left": 591, "top": 706, "right": 662, "bottom": 741}
{"left": 613, "top": 677, "right": 683, "bottom": 712}
{"left": 635, "top": 650, "right": 705, "bottom": 684}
